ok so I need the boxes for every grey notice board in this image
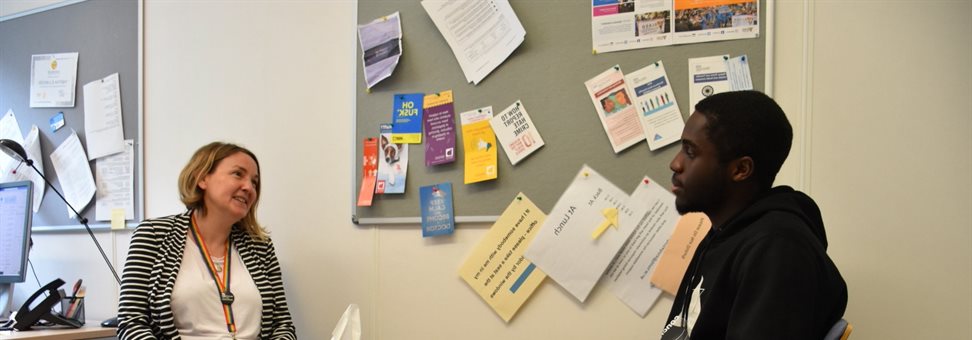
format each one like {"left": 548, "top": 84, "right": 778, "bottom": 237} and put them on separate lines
{"left": 0, "top": 0, "right": 141, "bottom": 230}
{"left": 354, "top": 0, "right": 769, "bottom": 224}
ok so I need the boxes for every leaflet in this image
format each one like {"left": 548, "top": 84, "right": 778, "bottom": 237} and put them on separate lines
{"left": 358, "top": 12, "right": 403, "bottom": 89}
{"left": 391, "top": 93, "right": 423, "bottom": 144}
{"left": 625, "top": 61, "right": 684, "bottom": 151}
{"left": 95, "top": 140, "right": 134, "bottom": 221}
{"left": 357, "top": 138, "right": 379, "bottom": 206}
{"left": 585, "top": 66, "right": 645, "bottom": 153}
{"left": 460, "top": 107, "right": 498, "bottom": 184}
{"left": 650, "top": 212, "right": 711, "bottom": 294}
{"left": 421, "top": 0, "right": 525, "bottom": 84}
{"left": 726, "top": 54, "right": 754, "bottom": 91}
{"left": 688, "top": 55, "right": 731, "bottom": 111}
{"left": 423, "top": 90, "right": 457, "bottom": 166}
{"left": 420, "top": 182, "right": 454, "bottom": 237}
{"left": 376, "top": 124, "right": 408, "bottom": 194}
{"left": 490, "top": 100, "right": 544, "bottom": 165}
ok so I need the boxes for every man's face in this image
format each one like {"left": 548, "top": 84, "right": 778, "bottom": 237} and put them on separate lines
{"left": 670, "top": 112, "right": 728, "bottom": 215}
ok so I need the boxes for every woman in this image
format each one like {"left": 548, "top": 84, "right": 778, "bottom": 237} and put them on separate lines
{"left": 118, "top": 142, "right": 295, "bottom": 339}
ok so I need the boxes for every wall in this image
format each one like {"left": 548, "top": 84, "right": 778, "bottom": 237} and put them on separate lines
{"left": 15, "top": 0, "right": 971, "bottom": 339}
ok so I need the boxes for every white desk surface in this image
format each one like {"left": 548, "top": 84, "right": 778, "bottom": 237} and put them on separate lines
{"left": 0, "top": 322, "right": 116, "bottom": 339}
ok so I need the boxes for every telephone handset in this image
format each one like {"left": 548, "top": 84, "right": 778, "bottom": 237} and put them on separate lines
{"left": 12, "top": 278, "right": 82, "bottom": 331}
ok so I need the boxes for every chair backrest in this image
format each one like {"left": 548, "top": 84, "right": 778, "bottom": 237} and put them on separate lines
{"left": 824, "top": 319, "right": 853, "bottom": 340}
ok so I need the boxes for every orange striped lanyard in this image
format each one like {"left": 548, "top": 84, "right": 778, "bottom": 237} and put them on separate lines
{"left": 190, "top": 214, "right": 237, "bottom": 337}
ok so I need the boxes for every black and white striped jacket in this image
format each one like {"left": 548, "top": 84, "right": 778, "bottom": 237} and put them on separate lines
{"left": 117, "top": 211, "right": 296, "bottom": 339}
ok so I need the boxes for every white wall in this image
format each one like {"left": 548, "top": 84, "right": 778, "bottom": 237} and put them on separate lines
{"left": 15, "top": 0, "right": 971, "bottom": 339}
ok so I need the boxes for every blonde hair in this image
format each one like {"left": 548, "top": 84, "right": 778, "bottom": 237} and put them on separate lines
{"left": 177, "top": 142, "right": 268, "bottom": 241}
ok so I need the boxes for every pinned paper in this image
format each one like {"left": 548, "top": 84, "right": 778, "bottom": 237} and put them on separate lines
{"left": 591, "top": 208, "right": 618, "bottom": 239}
{"left": 650, "top": 212, "right": 712, "bottom": 294}
{"left": 459, "top": 193, "right": 547, "bottom": 322}
{"left": 111, "top": 209, "right": 126, "bottom": 230}
{"left": 357, "top": 138, "right": 379, "bottom": 206}
{"left": 460, "top": 107, "right": 497, "bottom": 184}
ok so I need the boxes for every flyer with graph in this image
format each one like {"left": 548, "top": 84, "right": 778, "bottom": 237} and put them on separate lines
{"left": 625, "top": 61, "right": 684, "bottom": 151}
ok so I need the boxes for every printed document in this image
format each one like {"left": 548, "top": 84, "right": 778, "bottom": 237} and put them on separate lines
{"left": 421, "top": 0, "right": 525, "bottom": 85}
{"left": 592, "top": 0, "right": 673, "bottom": 53}
{"left": 688, "top": 55, "right": 731, "bottom": 111}
{"left": 459, "top": 193, "right": 547, "bottom": 322}
{"left": 30, "top": 53, "right": 79, "bottom": 108}
{"left": 585, "top": 66, "right": 645, "bottom": 153}
{"left": 460, "top": 107, "right": 498, "bottom": 184}
{"left": 524, "top": 165, "right": 637, "bottom": 302}
{"left": 50, "top": 132, "right": 96, "bottom": 218}
{"left": 625, "top": 61, "right": 684, "bottom": 151}
{"left": 358, "top": 12, "right": 403, "bottom": 89}
{"left": 604, "top": 176, "right": 680, "bottom": 316}
{"left": 83, "top": 73, "right": 126, "bottom": 160}
{"left": 0, "top": 110, "right": 25, "bottom": 175}
{"left": 95, "top": 140, "right": 134, "bottom": 221}
{"left": 674, "top": 0, "right": 759, "bottom": 45}
{"left": 490, "top": 100, "right": 544, "bottom": 165}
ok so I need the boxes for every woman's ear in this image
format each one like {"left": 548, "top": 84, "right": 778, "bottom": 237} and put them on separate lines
{"left": 197, "top": 174, "right": 209, "bottom": 190}
{"left": 729, "top": 156, "right": 754, "bottom": 183}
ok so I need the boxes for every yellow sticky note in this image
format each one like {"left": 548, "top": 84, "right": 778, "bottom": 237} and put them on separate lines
{"left": 111, "top": 209, "right": 126, "bottom": 230}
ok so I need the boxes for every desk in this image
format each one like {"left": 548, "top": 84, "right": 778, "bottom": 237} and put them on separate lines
{"left": 0, "top": 322, "right": 116, "bottom": 339}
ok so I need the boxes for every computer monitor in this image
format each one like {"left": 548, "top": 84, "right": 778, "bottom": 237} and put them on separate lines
{"left": 0, "top": 180, "right": 32, "bottom": 319}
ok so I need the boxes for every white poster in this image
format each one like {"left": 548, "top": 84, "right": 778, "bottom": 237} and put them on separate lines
{"left": 592, "top": 0, "right": 673, "bottom": 53}
{"left": 96, "top": 140, "right": 134, "bottom": 221}
{"left": 688, "top": 55, "right": 731, "bottom": 111}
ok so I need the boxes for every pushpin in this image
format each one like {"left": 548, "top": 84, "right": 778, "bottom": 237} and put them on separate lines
{"left": 591, "top": 207, "right": 619, "bottom": 240}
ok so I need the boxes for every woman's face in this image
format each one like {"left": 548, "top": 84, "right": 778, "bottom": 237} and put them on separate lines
{"left": 197, "top": 151, "right": 259, "bottom": 222}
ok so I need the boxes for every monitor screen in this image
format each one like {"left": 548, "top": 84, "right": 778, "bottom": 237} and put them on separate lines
{"left": 0, "top": 181, "right": 32, "bottom": 284}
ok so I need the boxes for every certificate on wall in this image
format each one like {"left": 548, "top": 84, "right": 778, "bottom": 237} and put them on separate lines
{"left": 30, "top": 53, "right": 79, "bottom": 108}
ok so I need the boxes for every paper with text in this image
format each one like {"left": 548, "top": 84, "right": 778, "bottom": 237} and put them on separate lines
{"left": 625, "top": 61, "right": 684, "bottom": 151}
{"left": 726, "top": 54, "right": 754, "bottom": 91}
{"left": 421, "top": 0, "right": 525, "bottom": 85}
{"left": 357, "top": 138, "right": 379, "bottom": 206}
{"left": 420, "top": 182, "right": 455, "bottom": 237}
{"left": 83, "top": 73, "right": 126, "bottom": 160}
{"left": 96, "top": 139, "right": 134, "bottom": 221}
{"left": 358, "top": 12, "right": 403, "bottom": 88}
{"left": 524, "top": 164, "right": 637, "bottom": 302}
{"left": 460, "top": 107, "right": 498, "bottom": 184}
{"left": 423, "top": 90, "right": 457, "bottom": 166}
{"left": 459, "top": 193, "right": 547, "bottom": 322}
{"left": 650, "top": 212, "right": 711, "bottom": 294}
{"left": 688, "top": 55, "right": 731, "bottom": 111}
{"left": 30, "top": 53, "right": 78, "bottom": 108}
{"left": 50, "top": 132, "right": 96, "bottom": 218}
{"left": 585, "top": 66, "right": 645, "bottom": 153}
{"left": 0, "top": 110, "right": 26, "bottom": 176}
{"left": 673, "top": 0, "right": 759, "bottom": 45}
{"left": 592, "top": 0, "right": 673, "bottom": 53}
{"left": 490, "top": 100, "right": 544, "bottom": 165}
{"left": 605, "top": 176, "right": 680, "bottom": 316}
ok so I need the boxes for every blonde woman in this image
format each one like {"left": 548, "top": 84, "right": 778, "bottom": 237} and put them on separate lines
{"left": 118, "top": 142, "right": 295, "bottom": 339}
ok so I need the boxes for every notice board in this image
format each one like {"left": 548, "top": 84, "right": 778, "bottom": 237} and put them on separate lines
{"left": 353, "top": 0, "right": 770, "bottom": 224}
{"left": 0, "top": 0, "right": 141, "bottom": 230}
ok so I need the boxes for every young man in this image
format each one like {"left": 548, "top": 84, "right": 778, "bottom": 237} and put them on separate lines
{"left": 661, "top": 91, "right": 847, "bottom": 340}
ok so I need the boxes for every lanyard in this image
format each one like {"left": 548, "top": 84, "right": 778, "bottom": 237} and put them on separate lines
{"left": 190, "top": 214, "right": 237, "bottom": 336}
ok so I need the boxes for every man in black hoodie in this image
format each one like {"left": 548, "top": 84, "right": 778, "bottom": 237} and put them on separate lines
{"left": 661, "top": 91, "right": 847, "bottom": 340}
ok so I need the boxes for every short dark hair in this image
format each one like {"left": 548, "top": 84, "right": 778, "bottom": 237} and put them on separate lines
{"left": 695, "top": 90, "right": 793, "bottom": 189}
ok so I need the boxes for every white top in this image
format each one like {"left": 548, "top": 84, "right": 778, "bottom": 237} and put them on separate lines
{"left": 172, "top": 234, "right": 261, "bottom": 340}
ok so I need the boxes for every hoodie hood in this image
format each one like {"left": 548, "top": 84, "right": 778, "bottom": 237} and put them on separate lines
{"left": 714, "top": 186, "right": 828, "bottom": 249}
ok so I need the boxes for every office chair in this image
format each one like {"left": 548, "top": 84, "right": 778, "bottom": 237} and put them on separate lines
{"left": 824, "top": 318, "right": 853, "bottom": 340}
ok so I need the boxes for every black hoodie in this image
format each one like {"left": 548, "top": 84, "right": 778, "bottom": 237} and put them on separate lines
{"left": 661, "top": 186, "right": 847, "bottom": 340}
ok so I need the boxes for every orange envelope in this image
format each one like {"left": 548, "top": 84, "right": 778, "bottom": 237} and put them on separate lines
{"left": 650, "top": 212, "right": 712, "bottom": 295}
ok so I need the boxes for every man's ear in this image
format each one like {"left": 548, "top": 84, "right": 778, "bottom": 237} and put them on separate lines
{"left": 728, "top": 156, "right": 755, "bottom": 183}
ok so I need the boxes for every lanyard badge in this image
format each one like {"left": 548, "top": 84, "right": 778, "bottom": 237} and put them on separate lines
{"left": 190, "top": 214, "right": 237, "bottom": 336}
